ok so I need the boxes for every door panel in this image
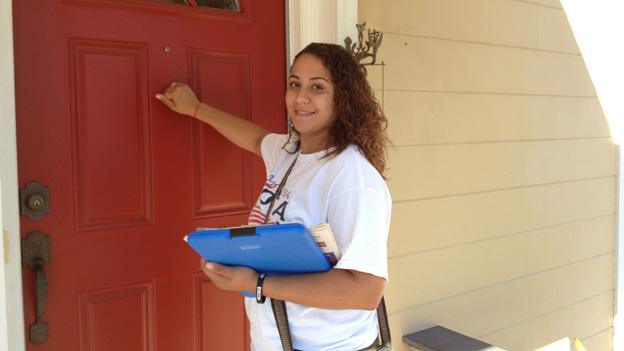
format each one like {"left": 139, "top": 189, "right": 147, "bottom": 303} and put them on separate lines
{"left": 69, "top": 39, "right": 153, "bottom": 231}
{"left": 13, "top": 0, "right": 286, "bottom": 350}
{"left": 78, "top": 282, "right": 155, "bottom": 351}
{"left": 190, "top": 49, "right": 254, "bottom": 218}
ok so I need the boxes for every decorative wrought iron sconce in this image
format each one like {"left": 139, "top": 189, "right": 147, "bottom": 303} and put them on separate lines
{"left": 344, "top": 22, "right": 386, "bottom": 107}
{"left": 345, "top": 22, "right": 383, "bottom": 68}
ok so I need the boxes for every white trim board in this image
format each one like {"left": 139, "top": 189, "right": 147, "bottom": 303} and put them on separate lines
{"left": 616, "top": 146, "right": 623, "bottom": 351}
{"left": 287, "top": 0, "right": 358, "bottom": 64}
{"left": 0, "top": 0, "right": 26, "bottom": 350}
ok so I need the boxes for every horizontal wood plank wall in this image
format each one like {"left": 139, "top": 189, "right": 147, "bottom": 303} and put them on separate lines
{"left": 359, "top": 0, "right": 616, "bottom": 350}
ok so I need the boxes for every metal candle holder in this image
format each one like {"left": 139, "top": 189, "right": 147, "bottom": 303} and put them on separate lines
{"left": 345, "top": 22, "right": 383, "bottom": 68}
{"left": 344, "top": 22, "right": 386, "bottom": 107}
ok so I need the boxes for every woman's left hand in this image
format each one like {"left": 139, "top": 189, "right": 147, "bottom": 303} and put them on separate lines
{"left": 200, "top": 259, "right": 258, "bottom": 292}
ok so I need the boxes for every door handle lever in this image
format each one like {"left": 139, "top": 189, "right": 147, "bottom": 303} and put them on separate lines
{"left": 22, "top": 231, "right": 51, "bottom": 344}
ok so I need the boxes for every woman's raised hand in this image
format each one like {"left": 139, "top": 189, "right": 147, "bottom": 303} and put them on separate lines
{"left": 155, "top": 82, "right": 201, "bottom": 117}
{"left": 156, "top": 81, "right": 269, "bottom": 155}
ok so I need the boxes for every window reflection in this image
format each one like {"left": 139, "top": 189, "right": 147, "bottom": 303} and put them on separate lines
{"left": 197, "top": 0, "right": 239, "bottom": 11}
{"left": 158, "top": 0, "right": 240, "bottom": 12}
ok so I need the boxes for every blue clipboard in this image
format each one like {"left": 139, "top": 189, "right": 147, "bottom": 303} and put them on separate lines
{"left": 185, "top": 223, "right": 331, "bottom": 297}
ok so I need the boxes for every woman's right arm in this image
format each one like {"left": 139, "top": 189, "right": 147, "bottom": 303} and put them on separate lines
{"left": 156, "top": 82, "right": 270, "bottom": 156}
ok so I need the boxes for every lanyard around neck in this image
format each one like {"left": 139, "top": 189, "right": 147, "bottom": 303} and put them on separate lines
{"left": 263, "top": 154, "right": 299, "bottom": 224}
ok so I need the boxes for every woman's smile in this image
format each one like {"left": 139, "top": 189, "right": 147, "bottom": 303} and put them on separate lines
{"left": 294, "top": 109, "right": 316, "bottom": 117}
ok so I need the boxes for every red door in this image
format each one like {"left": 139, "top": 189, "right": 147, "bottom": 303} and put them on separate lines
{"left": 13, "top": 1, "right": 286, "bottom": 350}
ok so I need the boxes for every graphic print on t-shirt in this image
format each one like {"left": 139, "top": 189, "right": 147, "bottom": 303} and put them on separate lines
{"left": 247, "top": 174, "right": 291, "bottom": 225}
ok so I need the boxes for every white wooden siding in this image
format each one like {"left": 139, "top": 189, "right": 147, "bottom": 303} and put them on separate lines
{"left": 360, "top": 0, "right": 617, "bottom": 350}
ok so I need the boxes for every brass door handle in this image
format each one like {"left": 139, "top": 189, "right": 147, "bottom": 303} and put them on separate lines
{"left": 22, "top": 231, "right": 51, "bottom": 344}
{"left": 33, "top": 257, "right": 48, "bottom": 321}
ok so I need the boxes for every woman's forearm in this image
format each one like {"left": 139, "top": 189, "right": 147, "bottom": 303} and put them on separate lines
{"left": 262, "top": 269, "right": 385, "bottom": 310}
{"left": 195, "top": 103, "right": 269, "bottom": 156}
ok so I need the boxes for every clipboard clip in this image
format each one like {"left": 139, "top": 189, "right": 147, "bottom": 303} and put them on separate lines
{"left": 230, "top": 226, "right": 257, "bottom": 238}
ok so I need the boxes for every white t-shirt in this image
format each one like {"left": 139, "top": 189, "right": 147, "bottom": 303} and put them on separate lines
{"left": 244, "top": 134, "right": 392, "bottom": 351}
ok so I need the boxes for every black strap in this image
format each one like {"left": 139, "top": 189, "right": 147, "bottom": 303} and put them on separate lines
{"left": 271, "top": 299, "right": 294, "bottom": 350}
{"left": 376, "top": 297, "right": 392, "bottom": 349}
{"left": 263, "top": 154, "right": 392, "bottom": 350}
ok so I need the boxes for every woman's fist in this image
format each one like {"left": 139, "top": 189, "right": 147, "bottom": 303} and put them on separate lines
{"left": 155, "top": 82, "right": 201, "bottom": 117}
{"left": 200, "top": 258, "right": 258, "bottom": 292}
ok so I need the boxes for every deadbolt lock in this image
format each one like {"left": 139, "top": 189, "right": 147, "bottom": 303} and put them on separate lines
{"left": 20, "top": 182, "right": 50, "bottom": 221}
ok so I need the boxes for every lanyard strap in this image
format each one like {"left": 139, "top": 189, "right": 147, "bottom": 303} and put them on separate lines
{"left": 264, "top": 154, "right": 298, "bottom": 350}
{"left": 264, "top": 154, "right": 298, "bottom": 225}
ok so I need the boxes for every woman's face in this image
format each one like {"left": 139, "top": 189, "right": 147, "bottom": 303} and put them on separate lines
{"left": 285, "top": 54, "right": 337, "bottom": 143}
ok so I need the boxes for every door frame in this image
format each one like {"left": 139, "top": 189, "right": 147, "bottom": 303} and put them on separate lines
{"left": 0, "top": 1, "right": 357, "bottom": 350}
{"left": 616, "top": 145, "right": 623, "bottom": 351}
{"left": 1, "top": 0, "right": 24, "bottom": 350}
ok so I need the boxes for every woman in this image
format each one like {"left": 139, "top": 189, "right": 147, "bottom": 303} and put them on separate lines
{"left": 156, "top": 43, "right": 391, "bottom": 351}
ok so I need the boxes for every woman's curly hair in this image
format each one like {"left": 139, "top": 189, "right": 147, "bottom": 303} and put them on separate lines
{"left": 287, "top": 42, "right": 390, "bottom": 178}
